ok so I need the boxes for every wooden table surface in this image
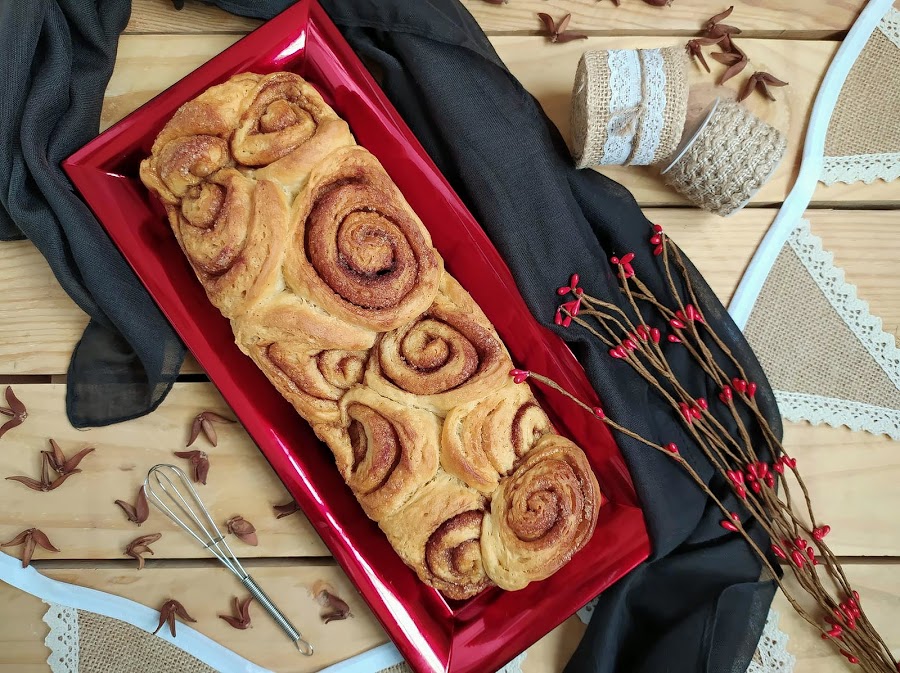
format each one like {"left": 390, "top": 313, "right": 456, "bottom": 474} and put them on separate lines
{"left": 1, "top": 1, "right": 898, "bottom": 671}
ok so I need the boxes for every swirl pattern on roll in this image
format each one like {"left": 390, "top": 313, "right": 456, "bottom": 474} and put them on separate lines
{"left": 317, "top": 386, "right": 441, "bottom": 521}
{"left": 233, "top": 310, "right": 374, "bottom": 425}
{"left": 164, "top": 166, "right": 289, "bottom": 318}
{"left": 441, "top": 383, "right": 552, "bottom": 493}
{"left": 365, "top": 276, "right": 512, "bottom": 414}
{"left": 284, "top": 146, "right": 443, "bottom": 333}
{"left": 481, "top": 434, "right": 601, "bottom": 591}
{"left": 380, "top": 472, "right": 492, "bottom": 600}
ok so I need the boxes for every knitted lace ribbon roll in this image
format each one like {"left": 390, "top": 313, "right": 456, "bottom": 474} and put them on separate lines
{"left": 570, "top": 46, "right": 688, "bottom": 168}
{"left": 662, "top": 100, "right": 787, "bottom": 217}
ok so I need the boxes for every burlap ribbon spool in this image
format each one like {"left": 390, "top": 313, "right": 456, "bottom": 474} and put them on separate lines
{"left": 570, "top": 47, "right": 688, "bottom": 168}
{"left": 662, "top": 99, "right": 787, "bottom": 217}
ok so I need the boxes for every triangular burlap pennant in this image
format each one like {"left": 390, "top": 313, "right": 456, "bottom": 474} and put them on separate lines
{"left": 820, "top": 6, "right": 900, "bottom": 184}
{"left": 743, "top": 221, "right": 900, "bottom": 439}
{"left": 44, "top": 604, "right": 217, "bottom": 673}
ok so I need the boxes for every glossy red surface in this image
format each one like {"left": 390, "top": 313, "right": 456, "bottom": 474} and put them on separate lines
{"left": 63, "top": 3, "right": 650, "bottom": 671}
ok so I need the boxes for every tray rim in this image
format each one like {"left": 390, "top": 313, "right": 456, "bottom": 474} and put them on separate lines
{"left": 63, "top": 3, "right": 651, "bottom": 671}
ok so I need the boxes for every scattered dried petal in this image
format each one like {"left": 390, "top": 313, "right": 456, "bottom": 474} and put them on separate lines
{"left": 174, "top": 450, "right": 210, "bottom": 485}
{"left": 30, "top": 529, "right": 60, "bottom": 552}
{"left": 756, "top": 78, "right": 776, "bottom": 101}
{"left": 153, "top": 598, "right": 196, "bottom": 637}
{"left": 125, "top": 532, "right": 162, "bottom": 570}
{"left": 719, "top": 57, "right": 748, "bottom": 84}
{"left": 0, "top": 387, "right": 27, "bottom": 439}
{"left": 536, "top": 12, "right": 587, "bottom": 43}
{"left": 642, "top": 0, "right": 672, "bottom": 5}
{"left": 5, "top": 475, "right": 48, "bottom": 491}
{"left": 226, "top": 516, "right": 258, "bottom": 546}
{"left": 62, "top": 447, "right": 95, "bottom": 474}
{"left": 316, "top": 588, "right": 352, "bottom": 624}
{"left": 116, "top": 486, "right": 150, "bottom": 525}
{"left": 706, "top": 5, "right": 734, "bottom": 26}
{"left": 5, "top": 387, "right": 25, "bottom": 418}
{"left": 187, "top": 416, "right": 202, "bottom": 447}
{"left": 758, "top": 72, "right": 788, "bottom": 87}
{"left": 1, "top": 528, "right": 58, "bottom": 567}
{"left": 273, "top": 501, "right": 300, "bottom": 519}
{"left": 188, "top": 411, "right": 236, "bottom": 447}
{"left": 481, "top": 0, "right": 507, "bottom": 4}
{"left": 48, "top": 472, "right": 77, "bottom": 491}
{"left": 537, "top": 12, "right": 556, "bottom": 35}
{"left": 219, "top": 595, "right": 254, "bottom": 630}
{"left": 43, "top": 439, "right": 95, "bottom": 477}
{"left": 685, "top": 40, "right": 711, "bottom": 72}
{"left": 737, "top": 75, "right": 757, "bottom": 102}
{"left": 710, "top": 51, "right": 742, "bottom": 65}
{"left": 200, "top": 418, "right": 217, "bottom": 447}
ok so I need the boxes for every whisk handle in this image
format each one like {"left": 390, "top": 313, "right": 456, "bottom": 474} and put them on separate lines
{"left": 241, "top": 575, "right": 314, "bottom": 655}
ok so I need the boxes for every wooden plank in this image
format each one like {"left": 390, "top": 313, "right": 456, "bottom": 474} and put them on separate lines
{"left": 773, "top": 563, "right": 900, "bottom": 672}
{"left": 0, "top": 242, "right": 88, "bottom": 376}
{"left": 0, "top": 562, "right": 589, "bottom": 673}
{"left": 465, "top": 0, "right": 865, "bottom": 36}
{"left": 5, "top": 209, "right": 898, "bottom": 374}
{"left": 126, "top": 0, "right": 865, "bottom": 36}
{"left": 0, "top": 383, "right": 329, "bottom": 560}
{"left": 127, "top": 0, "right": 261, "bottom": 34}
{"left": 103, "top": 35, "right": 865, "bottom": 211}
{"left": 0, "top": 241, "right": 201, "bottom": 376}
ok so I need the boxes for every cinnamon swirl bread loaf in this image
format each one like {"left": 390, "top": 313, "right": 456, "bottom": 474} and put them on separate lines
{"left": 140, "top": 71, "right": 601, "bottom": 600}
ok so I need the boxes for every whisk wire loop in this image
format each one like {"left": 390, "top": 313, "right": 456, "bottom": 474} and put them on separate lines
{"left": 144, "top": 464, "right": 313, "bottom": 655}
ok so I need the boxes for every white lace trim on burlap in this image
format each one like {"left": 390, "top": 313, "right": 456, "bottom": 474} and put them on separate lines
{"left": 746, "top": 610, "right": 796, "bottom": 673}
{"left": 877, "top": 7, "right": 900, "bottom": 49}
{"left": 788, "top": 221, "right": 900, "bottom": 391}
{"left": 43, "top": 603, "right": 79, "bottom": 673}
{"left": 820, "top": 152, "right": 900, "bottom": 184}
{"left": 602, "top": 49, "right": 641, "bottom": 165}
{"left": 630, "top": 49, "right": 667, "bottom": 165}
{"left": 774, "top": 391, "right": 900, "bottom": 439}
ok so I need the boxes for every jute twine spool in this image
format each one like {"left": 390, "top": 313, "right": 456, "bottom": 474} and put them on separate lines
{"left": 570, "top": 46, "right": 688, "bottom": 168}
{"left": 662, "top": 99, "right": 787, "bottom": 216}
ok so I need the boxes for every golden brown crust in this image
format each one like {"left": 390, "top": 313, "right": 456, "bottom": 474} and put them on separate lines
{"left": 481, "top": 434, "right": 601, "bottom": 590}
{"left": 317, "top": 386, "right": 441, "bottom": 521}
{"left": 365, "top": 275, "right": 512, "bottom": 414}
{"left": 380, "top": 472, "right": 493, "bottom": 600}
{"left": 441, "top": 383, "right": 552, "bottom": 493}
{"left": 284, "top": 146, "right": 444, "bottom": 333}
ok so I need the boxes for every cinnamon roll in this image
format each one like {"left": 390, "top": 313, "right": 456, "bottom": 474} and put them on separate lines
{"left": 481, "top": 434, "right": 601, "bottom": 590}
{"left": 233, "top": 306, "right": 374, "bottom": 425}
{"left": 317, "top": 386, "right": 441, "bottom": 521}
{"left": 158, "top": 166, "right": 289, "bottom": 319}
{"left": 283, "top": 146, "right": 443, "bottom": 333}
{"left": 365, "top": 275, "right": 512, "bottom": 414}
{"left": 380, "top": 472, "right": 492, "bottom": 600}
{"left": 141, "top": 71, "right": 603, "bottom": 601}
{"left": 441, "top": 384, "right": 552, "bottom": 493}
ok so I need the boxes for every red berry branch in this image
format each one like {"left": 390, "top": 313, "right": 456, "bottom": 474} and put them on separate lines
{"left": 515, "top": 224, "right": 896, "bottom": 673}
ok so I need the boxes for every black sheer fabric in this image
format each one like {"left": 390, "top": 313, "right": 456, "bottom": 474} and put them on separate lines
{"left": 0, "top": 1, "right": 185, "bottom": 428}
{"left": 2, "top": 0, "right": 782, "bottom": 670}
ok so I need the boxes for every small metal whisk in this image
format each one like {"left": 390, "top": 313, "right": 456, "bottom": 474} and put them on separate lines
{"left": 144, "top": 464, "right": 314, "bottom": 655}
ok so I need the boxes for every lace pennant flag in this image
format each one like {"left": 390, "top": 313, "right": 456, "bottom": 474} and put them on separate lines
{"left": 742, "top": 221, "right": 900, "bottom": 439}
{"left": 820, "top": 7, "right": 900, "bottom": 184}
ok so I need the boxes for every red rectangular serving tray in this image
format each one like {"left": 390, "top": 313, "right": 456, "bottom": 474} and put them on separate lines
{"left": 63, "top": 3, "right": 650, "bottom": 671}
